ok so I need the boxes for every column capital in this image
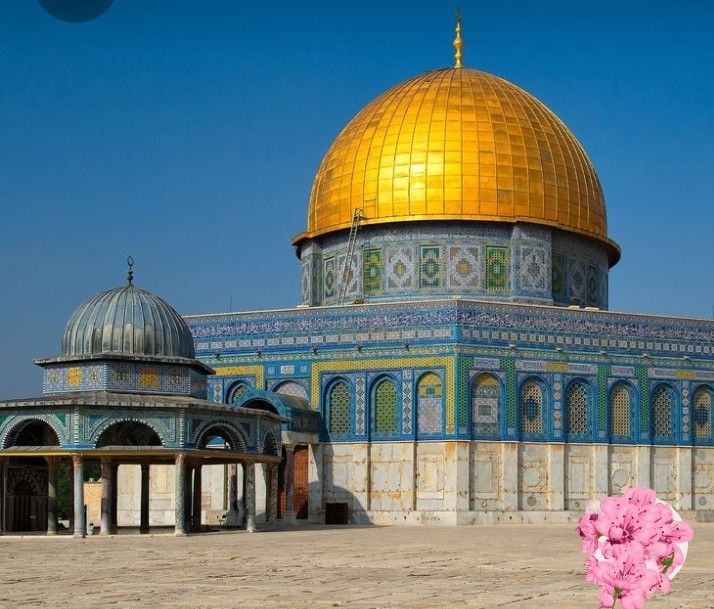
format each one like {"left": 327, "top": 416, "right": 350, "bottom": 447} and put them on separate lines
{"left": 72, "top": 454, "right": 83, "bottom": 467}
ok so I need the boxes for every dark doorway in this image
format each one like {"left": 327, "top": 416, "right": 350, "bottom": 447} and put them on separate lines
{"left": 5, "top": 465, "right": 48, "bottom": 532}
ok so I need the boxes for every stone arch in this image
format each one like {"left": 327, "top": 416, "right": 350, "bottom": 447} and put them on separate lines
{"left": 416, "top": 371, "right": 443, "bottom": 436}
{"left": 471, "top": 372, "right": 502, "bottom": 438}
{"left": 651, "top": 382, "right": 676, "bottom": 441}
{"left": 565, "top": 377, "right": 592, "bottom": 440}
{"left": 232, "top": 389, "right": 289, "bottom": 418}
{"left": 227, "top": 380, "right": 251, "bottom": 404}
{"left": 1, "top": 416, "right": 63, "bottom": 449}
{"left": 609, "top": 381, "right": 636, "bottom": 440}
{"left": 274, "top": 380, "right": 308, "bottom": 400}
{"left": 518, "top": 376, "right": 547, "bottom": 438}
{"left": 262, "top": 431, "right": 279, "bottom": 456}
{"left": 324, "top": 377, "right": 352, "bottom": 437}
{"left": 94, "top": 419, "right": 166, "bottom": 448}
{"left": 194, "top": 421, "right": 247, "bottom": 451}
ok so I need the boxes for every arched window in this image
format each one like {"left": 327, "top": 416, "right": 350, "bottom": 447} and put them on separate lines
{"left": 566, "top": 380, "right": 590, "bottom": 439}
{"left": 652, "top": 384, "right": 675, "bottom": 440}
{"left": 327, "top": 381, "right": 351, "bottom": 436}
{"left": 373, "top": 378, "right": 398, "bottom": 436}
{"left": 693, "top": 386, "right": 712, "bottom": 441}
{"left": 229, "top": 381, "right": 250, "bottom": 404}
{"left": 274, "top": 381, "right": 308, "bottom": 400}
{"left": 472, "top": 373, "right": 500, "bottom": 437}
{"left": 417, "top": 372, "right": 443, "bottom": 435}
{"left": 610, "top": 383, "right": 632, "bottom": 438}
{"left": 519, "top": 379, "right": 544, "bottom": 436}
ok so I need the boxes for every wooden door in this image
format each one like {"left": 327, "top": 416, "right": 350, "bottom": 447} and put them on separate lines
{"left": 293, "top": 445, "right": 309, "bottom": 519}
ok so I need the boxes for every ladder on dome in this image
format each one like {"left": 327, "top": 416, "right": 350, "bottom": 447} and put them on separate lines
{"left": 338, "top": 209, "right": 363, "bottom": 305}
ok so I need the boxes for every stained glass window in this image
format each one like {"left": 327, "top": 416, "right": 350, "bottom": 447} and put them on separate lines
{"left": 519, "top": 379, "right": 543, "bottom": 435}
{"left": 610, "top": 384, "right": 631, "bottom": 437}
{"left": 472, "top": 373, "right": 500, "bottom": 437}
{"left": 693, "top": 386, "right": 712, "bottom": 440}
{"left": 229, "top": 381, "right": 249, "bottom": 404}
{"left": 328, "top": 381, "right": 351, "bottom": 435}
{"left": 652, "top": 384, "right": 674, "bottom": 438}
{"left": 567, "top": 380, "right": 589, "bottom": 437}
{"left": 373, "top": 378, "right": 398, "bottom": 436}
{"left": 417, "top": 372, "right": 443, "bottom": 435}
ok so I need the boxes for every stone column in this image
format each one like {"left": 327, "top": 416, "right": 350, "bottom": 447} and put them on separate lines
{"left": 191, "top": 463, "right": 202, "bottom": 532}
{"left": 100, "top": 458, "right": 114, "bottom": 535}
{"left": 267, "top": 464, "right": 278, "bottom": 527}
{"left": 46, "top": 457, "right": 58, "bottom": 535}
{"left": 635, "top": 445, "right": 651, "bottom": 489}
{"left": 283, "top": 446, "right": 295, "bottom": 524}
{"left": 110, "top": 463, "right": 119, "bottom": 533}
{"left": 245, "top": 462, "right": 256, "bottom": 532}
{"left": 229, "top": 464, "right": 238, "bottom": 511}
{"left": 676, "top": 446, "right": 693, "bottom": 510}
{"left": 174, "top": 454, "right": 188, "bottom": 536}
{"left": 68, "top": 460, "right": 74, "bottom": 531}
{"left": 592, "top": 444, "right": 610, "bottom": 498}
{"left": 140, "top": 463, "right": 150, "bottom": 534}
{"left": 0, "top": 458, "right": 6, "bottom": 534}
{"left": 72, "top": 455, "right": 86, "bottom": 539}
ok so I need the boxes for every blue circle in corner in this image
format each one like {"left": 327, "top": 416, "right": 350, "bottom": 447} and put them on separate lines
{"left": 38, "top": 0, "right": 115, "bottom": 23}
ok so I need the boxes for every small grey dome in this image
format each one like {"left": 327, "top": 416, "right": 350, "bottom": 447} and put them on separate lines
{"left": 62, "top": 284, "right": 195, "bottom": 359}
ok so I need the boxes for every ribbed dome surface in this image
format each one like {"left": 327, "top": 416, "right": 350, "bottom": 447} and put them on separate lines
{"left": 62, "top": 284, "right": 195, "bottom": 359}
{"left": 295, "top": 67, "right": 619, "bottom": 263}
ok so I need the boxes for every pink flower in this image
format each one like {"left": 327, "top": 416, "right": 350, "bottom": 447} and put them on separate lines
{"left": 588, "top": 545, "right": 660, "bottom": 609}
{"left": 595, "top": 502, "right": 658, "bottom": 557}
{"left": 577, "top": 512, "right": 601, "bottom": 554}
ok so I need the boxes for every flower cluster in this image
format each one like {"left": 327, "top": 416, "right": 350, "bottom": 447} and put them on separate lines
{"left": 576, "top": 487, "right": 693, "bottom": 609}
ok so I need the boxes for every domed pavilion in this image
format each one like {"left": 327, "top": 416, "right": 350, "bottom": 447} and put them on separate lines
{"left": 0, "top": 261, "right": 285, "bottom": 536}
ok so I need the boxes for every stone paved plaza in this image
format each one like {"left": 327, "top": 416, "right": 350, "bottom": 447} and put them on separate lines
{"left": 1, "top": 523, "right": 712, "bottom": 608}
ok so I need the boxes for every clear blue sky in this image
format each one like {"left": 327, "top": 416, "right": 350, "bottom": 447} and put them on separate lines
{"left": 1, "top": 0, "right": 712, "bottom": 398}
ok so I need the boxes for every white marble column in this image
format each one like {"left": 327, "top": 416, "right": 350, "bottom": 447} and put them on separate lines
{"left": 174, "top": 454, "right": 188, "bottom": 536}
{"left": 72, "top": 455, "right": 86, "bottom": 539}
{"left": 46, "top": 457, "right": 58, "bottom": 535}
{"left": 245, "top": 462, "right": 256, "bottom": 533}
{"left": 100, "top": 458, "right": 114, "bottom": 535}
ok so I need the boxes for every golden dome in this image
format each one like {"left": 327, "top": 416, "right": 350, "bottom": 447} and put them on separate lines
{"left": 294, "top": 67, "right": 620, "bottom": 264}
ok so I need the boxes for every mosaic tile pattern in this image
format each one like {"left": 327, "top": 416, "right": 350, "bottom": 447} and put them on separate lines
{"left": 519, "top": 246, "right": 547, "bottom": 292}
{"left": 402, "top": 369, "right": 413, "bottom": 434}
{"left": 386, "top": 247, "right": 415, "bottom": 290}
{"left": 486, "top": 246, "right": 508, "bottom": 291}
{"left": 323, "top": 256, "right": 336, "bottom": 301}
{"left": 552, "top": 254, "right": 565, "bottom": 300}
{"left": 447, "top": 246, "right": 479, "bottom": 290}
{"left": 419, "top": 245, "right": 443, "bottom": 289}
{"left": 356, "top": 376, "right": 366, "bottom": 436}
{"left": 274, "top": 380, "right": 308, "bottom": 400}
{"left": 363, "top": 248, "right": 383, "bottom": 295}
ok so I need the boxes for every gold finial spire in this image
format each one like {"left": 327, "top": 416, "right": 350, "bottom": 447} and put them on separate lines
{"left": 453, "top": 8, "right": 464, "bottom": 68}
{"left": 126, "top": 256, "right": 134, "bottom": 285}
